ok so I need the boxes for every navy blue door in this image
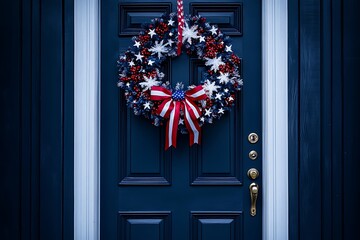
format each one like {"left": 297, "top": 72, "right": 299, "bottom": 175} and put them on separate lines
{"left": 101, "top": 0, "right": 262, "bottom": 239}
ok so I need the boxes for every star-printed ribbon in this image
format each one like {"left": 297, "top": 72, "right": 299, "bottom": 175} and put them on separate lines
{"left": 177, "top": 0, "right": 184, "bottom": 55}
{"left": 151, "top": 85, "right": 207, "bottom": 149}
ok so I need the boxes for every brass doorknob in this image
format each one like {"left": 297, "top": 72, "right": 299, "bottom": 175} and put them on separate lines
{"left": 247, "top": 168, "right": 259, "bottom": 180}
{"left": 249, "top": 183, "right": 259, "bottom": 216}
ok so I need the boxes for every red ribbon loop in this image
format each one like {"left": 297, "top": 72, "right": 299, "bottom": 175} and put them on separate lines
{"left": 151, "top": 85, "right": 207, "bottom": 149}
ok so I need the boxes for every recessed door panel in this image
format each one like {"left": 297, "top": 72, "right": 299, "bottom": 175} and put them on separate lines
{"left": 118, "top": 211, "right": 172, "bottom": 240}
{"left": 190, "top": 3, "right": 243, "bottom": 35}
{"left": 191, "top": 211, "right": 243, "bottom": 240}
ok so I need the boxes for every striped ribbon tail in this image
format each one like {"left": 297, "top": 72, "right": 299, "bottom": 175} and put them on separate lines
{"left": 177, "top": 0, "right": 184, "bottom": 55}
{"left": 184, "top": 86, "right": 207, "bottom": 145}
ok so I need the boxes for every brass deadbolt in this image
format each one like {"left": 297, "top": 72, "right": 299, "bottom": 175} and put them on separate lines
{"left": 248, "top": 133, "right": 259, "bottom": 144}
{"left": 247, "top": 168, "right": 260, "bottom": 180}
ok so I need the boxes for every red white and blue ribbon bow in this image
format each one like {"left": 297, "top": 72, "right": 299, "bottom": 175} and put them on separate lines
{"left": 151, "top": 85, "right": 207, "bottom": 149}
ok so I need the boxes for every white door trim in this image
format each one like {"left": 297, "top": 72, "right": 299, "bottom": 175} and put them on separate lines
{"left": 74, "top": 0, "right": 100, "bottom": 239}
{"left": 262, "top": 0, "right": 289, "bottom": 239}
{"left": 73, "top": 0, "right": 288, "bottom": 239}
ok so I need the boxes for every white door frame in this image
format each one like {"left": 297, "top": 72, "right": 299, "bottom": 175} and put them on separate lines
{"left": 74, "top": 0, "right": 288, "bottom": 239}
{"left": 262, "top": 1, "right": 288, "bottom": 239}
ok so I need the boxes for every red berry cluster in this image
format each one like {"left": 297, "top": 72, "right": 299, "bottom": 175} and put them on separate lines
{"left": 219, "top": 62, "right": 235, "bottom": 73}
{"left": 139, "top": 34, "right": 150, "bottom": 43}
{"left": 231, "top": 54, "right": 240, "bottom": 64}
{"left": 204, "top": 37, "right": 224, "bottom": 58}
{"left": 156, "top": 22, "right": 169, "bottom": 37}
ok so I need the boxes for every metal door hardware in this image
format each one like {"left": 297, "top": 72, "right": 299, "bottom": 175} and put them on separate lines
{"left": 248, "top": 133, "right": 259, "bottom": 144}
{"left": 247, "top": 168, "right": 260, "bottom": 180}
{"left": 249, "top": 183, "right": 259, "bottom": 216}
{"left": 249, "top": 150, "right": 258, "bottom": 160}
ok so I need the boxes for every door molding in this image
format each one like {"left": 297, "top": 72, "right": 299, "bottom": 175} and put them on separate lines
{"left": 74, "top": 0, "right": 288, "bottom": 239}
{"left": 74, "top": 0, "right": 100, "bottom": 239}
{"left": 262, "top": 0, "right": 288, "bottom": 239}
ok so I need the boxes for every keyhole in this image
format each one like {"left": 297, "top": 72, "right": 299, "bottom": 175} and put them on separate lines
{"left": 248, "top": 133, "right": 259, "bottom": 144}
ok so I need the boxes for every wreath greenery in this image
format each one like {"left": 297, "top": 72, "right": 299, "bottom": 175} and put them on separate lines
{"left": 117, "top": 12, "right": 243, "bottom": 148}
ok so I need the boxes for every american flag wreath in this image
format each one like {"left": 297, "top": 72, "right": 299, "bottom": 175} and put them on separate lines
{"left": 117, "top": 5, "right": 243, "bottom": 150}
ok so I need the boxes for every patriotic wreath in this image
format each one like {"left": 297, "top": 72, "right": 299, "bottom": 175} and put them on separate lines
{"left": 117, "top": 12, "right": 243, "bottom": 149}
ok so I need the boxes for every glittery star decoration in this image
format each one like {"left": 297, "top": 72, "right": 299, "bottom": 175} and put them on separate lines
{"left": 215, "top": 93, "right": 222, "bottom": 100}
{"left": 182, "top": 22, "right": 199, "bottom": 44}
{"left": 199, "top": 36, "right": 205, "bottom": 43}
{"left": 148, "top": 28, "right": 156, "bottom": 38}
{"left": 149, "top": 40, "right": 169, "bottom": 59}
{"left": 143, "top": 102, "right": 151, "bottom": 109}
{"left": 166, "top": 39, "right": 174, "bottom": 46}
{"left": 209, "top": 25, "right": 218, "bottom": 35}
{"left": 225, "top": 45, "right": 232, "bottom": 52}
{"left": 217, "top": 72, "right": 231, "bottom": 84}
{"left": 203, "top": 79, "right": 221, "bottom": 97}
{"left": 205, "top": 108, "right": 212, "bottom": 117}
{"left": 134, "top": 52, "right": 144, "bottom": 62}
{"left": 218, "top": 108, "right": 225, "bottom": 114}
{"left": 134, "top": 41, "right": 141, "bottom": 48}
{"left": 129, "top": 61, "right": 135, "bottom": 67}
{"left": 139, "top": 76, "right": 161, "bottom": 91}
{"left": 205, "top": 56, "right": 225, "bottom": 72}
{"left": 168, "top": 19, "right": 175, "bottom": 26}
{"left": 148, "top": 60, "right": 155, "bottom": 66}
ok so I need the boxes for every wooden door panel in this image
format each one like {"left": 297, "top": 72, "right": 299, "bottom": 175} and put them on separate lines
{"left": 118, "top": 114, "right": 172, "bottom": 185}
{"left": 118, "top": 211, "right": 172, "bottom": 240}
{"left": 119, "top": 3, "right": 173, "bottom": 36}
{"left": 191, "top": 212, "right": 243, "bottom": 240}
{"left": 101, "top": 0, "right": 262, "bottom": 239}
{"left": 118, "top": 52, "right": 172, "bottom": 186}
{"left": 190, "top": 3, "right": 243, "bottom": 35}
{"left": 190, "top": 104, "right": 242, "bottom": 185}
